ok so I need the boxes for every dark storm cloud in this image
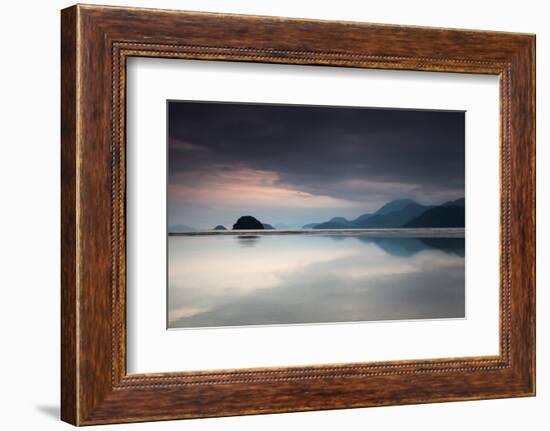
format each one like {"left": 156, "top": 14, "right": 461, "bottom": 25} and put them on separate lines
{"left": 168, "top": 100, "right": 464, "bottom": 206}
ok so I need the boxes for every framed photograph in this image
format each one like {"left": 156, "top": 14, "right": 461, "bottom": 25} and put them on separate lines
{"left": 165, "top": 101, "right": 467, "bottom": 330}
{"left": 61, "top": 4, "right": 535, "bottom": 425}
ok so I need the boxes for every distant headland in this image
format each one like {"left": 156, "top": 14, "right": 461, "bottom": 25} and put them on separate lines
{"left": 168, "top": 197, "right": 465, "bottom": 233}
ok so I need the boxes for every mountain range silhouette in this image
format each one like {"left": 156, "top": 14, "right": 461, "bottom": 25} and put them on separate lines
{"left": 305, "top": 197, "right": 464, "bottom": 229}
{"left": 168, "top": 197, "right": 465, "bottom": 232}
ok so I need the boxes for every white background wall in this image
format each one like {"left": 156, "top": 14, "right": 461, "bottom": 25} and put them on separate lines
{"left": 0, "top": 0, "right": 546, "bottom": 429}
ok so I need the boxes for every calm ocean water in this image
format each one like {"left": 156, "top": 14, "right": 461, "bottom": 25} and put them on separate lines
{"left": 168, "top": 230, "right": 465, "bottom": 329}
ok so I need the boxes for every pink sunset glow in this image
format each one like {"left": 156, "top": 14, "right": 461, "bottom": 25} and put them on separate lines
{"left": 169, "top": 168, "right": 360, "bottom": 209}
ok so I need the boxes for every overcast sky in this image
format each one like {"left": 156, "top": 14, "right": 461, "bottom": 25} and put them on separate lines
{"left": 168, "top": 101, "right": 464, "bottom": 230}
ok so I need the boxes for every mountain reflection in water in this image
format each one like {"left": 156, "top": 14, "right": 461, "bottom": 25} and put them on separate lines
{"left": 168, "top": 232, "right": 465, "bottom": 329}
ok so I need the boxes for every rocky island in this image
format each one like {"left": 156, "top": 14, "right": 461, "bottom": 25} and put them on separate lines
{"left": 232, "top": 215, "right": 265, "bottom": 230}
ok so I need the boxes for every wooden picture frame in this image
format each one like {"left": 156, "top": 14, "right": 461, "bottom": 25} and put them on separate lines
{"left": 61, "top": 4, "right": 535, "bottom": 425}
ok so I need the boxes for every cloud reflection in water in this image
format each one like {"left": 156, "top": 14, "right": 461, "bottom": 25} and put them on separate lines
{"left": 168, "top": 234, "right": 465, "bottom": 328}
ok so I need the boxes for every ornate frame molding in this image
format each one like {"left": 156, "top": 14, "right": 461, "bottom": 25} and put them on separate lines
{"left": 61, "top": 5, "right": 535, "bottom": 425}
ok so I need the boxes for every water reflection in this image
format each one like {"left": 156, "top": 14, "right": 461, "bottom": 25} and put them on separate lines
{"left": 236, "top": 235, "right": 261, "bottom": 247}
{"left": 352, "top": 236, "right": 465, "bottom": 257}
{"left": 168, "top": 233, "right": 465, "bottom": 328}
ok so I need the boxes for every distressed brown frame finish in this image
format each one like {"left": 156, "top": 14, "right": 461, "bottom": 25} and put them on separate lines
{"left": 61, "top": 4, "right": 535, "bottom": 426}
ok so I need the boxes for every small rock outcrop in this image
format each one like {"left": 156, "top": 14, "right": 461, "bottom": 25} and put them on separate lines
{"left": 213, "top": 225, "right": 227, "bottom": 230}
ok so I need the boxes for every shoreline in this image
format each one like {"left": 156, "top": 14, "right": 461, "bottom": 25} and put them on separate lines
{"left": 169, "top": 228, "right": 465, "bottom": 238}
